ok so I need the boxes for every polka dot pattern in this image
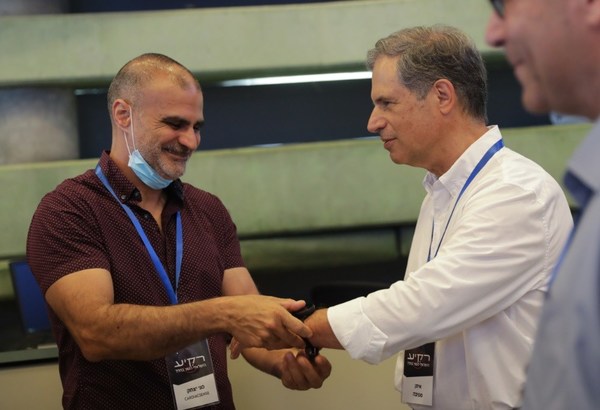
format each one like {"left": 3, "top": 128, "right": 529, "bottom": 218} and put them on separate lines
{"left": 27, "top": 152, "right": 241, "bottom": 409}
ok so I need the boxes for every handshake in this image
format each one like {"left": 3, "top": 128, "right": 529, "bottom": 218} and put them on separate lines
{"left": 225, "top": 295, "right": 334, "bottom": 391}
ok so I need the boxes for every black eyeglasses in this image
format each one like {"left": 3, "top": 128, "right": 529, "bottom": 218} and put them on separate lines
{"left": 489, "top": 0, "right": 505, "bottom": 18}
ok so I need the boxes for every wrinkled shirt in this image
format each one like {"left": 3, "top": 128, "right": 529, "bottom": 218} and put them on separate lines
{"left": 328, "top": 126, "right": 573, "bottom": 409}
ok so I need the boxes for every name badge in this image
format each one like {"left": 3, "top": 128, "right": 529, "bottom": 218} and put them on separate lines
{"left": 165, "top": 339, "right": 220, "bottom": 410}
{"left": 402, "top": 342, "right": 435, "bottom": 406}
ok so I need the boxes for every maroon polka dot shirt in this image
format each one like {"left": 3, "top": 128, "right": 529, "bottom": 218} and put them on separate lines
{"left": 27, "top": 152, "right": 244, "bottom": 409}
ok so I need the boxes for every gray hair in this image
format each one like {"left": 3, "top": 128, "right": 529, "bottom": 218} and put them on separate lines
{"left": 366, "top": 25, "right": 487, "bottom": 122}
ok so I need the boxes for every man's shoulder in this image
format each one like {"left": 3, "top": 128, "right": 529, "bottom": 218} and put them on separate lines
{"left": 37, "top": 168, "right": 100, "bottom": 209}
{"left": 498, "top": 147, "right": 557, "bottom": 181}
{"left": 489, "top": 148, "right": 569, "bottom": 208}
{"left": 181, "top": 182, "right": 220, "bottom": 202}
{"left": 179, "top": 183, "right": 238, "bottom": 230}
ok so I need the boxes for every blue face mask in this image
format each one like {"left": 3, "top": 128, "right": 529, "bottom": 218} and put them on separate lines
{"left": 123, "top": 109, "right": 173, "bottom": 190}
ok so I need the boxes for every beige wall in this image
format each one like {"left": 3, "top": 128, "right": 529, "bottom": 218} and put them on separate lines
{"left": 0, "top": 350, "right": 409, "bottom": 410}
{"left": 229, "top": 349, "right": 409, "bottom": 409}
{"left": 0, "top": 361, "right": 62, "bottom": 410}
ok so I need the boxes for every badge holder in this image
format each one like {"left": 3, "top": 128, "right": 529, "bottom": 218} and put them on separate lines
{"left": 402, "top": 342, "right": 435, "bottom": 406}
{"left": 165, "top": 339, "right": 220, "bottom": 410}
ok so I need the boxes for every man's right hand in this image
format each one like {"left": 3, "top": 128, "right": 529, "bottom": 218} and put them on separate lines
{"left": 221, "top": 295, "right": 312, "bottom": 352}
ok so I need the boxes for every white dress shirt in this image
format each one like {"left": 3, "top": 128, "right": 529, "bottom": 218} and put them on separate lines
{"left": 328, "top": 126, "right": 573, "bottom": 409}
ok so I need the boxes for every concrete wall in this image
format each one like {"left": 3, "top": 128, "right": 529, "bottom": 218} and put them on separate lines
{"left": 0, "top": 123, "right": 590, "bottom": 299}
{"left": 0, "top": 0, "right": 497, "bottom": 87}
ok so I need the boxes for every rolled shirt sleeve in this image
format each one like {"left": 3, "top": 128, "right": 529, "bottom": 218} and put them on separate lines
{"left": 328, "top": 296, "right": 389, "bottom": 364}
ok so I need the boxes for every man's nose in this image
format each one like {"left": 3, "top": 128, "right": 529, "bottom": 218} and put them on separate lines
{"left": 367, "top": 108, "right": 384, "bottom": 134}
{"left": 485, "top": 11, "right": 506, "bottom": 48}
{"left": 179, "top": 128, "right": 200, "bottom": 151}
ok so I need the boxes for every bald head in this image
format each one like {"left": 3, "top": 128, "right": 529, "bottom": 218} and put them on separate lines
{"left": 107, "top": 53, "right": 200, "bottom": 120}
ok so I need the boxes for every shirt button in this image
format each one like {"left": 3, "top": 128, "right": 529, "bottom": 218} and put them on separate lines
{"left": 120, "top": 194, "right": 127, "bottom": 201}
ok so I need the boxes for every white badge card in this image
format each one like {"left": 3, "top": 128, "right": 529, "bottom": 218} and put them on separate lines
{"left": 402, "top": 342, "right": 435, "bottom": 406}
{"left": 166, "top": 339, "right": 220, "bottom": 410}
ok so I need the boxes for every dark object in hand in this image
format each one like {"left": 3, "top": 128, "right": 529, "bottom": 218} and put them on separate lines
{"left": 292, "top": 304, "right": 320, "bottom": 361}
{"left": 292, "top": 305, "right": 316, "bottom": 321}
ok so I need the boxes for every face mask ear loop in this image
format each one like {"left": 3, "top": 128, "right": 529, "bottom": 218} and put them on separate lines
{"left": 123, "top": 131, "right": 133, "bottom": 156}
{"left": 129, "top": 108, "right": 137, "bottom": 152}
{"left": 122, "top": 108, "right": 135, "bottom": 156}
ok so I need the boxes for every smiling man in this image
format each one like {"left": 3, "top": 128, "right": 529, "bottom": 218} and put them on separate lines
{"left": 26, "top": 53, "right": 331, "bottom": 410}
{"left": 485, "top": 1, "right": 600, "bottom": 409}
{"left": 304, "top": 26, "right": 573, "bottom": 409}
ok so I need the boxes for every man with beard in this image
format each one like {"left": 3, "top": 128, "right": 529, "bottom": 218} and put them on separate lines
{"left": 26, "top": 53, "right": 331, "bottom": 410}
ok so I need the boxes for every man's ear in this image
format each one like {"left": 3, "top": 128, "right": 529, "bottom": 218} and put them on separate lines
{"left": 432, "top": 79, "right": 455, "bottom": 115}
{"left": 113, "top": 99, "right": 131, "bottom": 130}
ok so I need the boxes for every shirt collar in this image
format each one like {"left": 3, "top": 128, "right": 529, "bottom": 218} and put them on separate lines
{"left": 423, "top": 125, "right": 502, "bottom": 199}
{"left": 97, "top": 151, "right": 184, "bottom": 205}
{"left": 564, "top": 119, "right": 600, "bottom": 209}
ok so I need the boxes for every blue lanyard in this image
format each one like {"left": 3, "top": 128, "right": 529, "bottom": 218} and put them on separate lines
{"left": 95, "top": 166, "right": 182, "bottom": 305}
{"left": 428, "top": 139, "right": 504, "bottom": 261}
